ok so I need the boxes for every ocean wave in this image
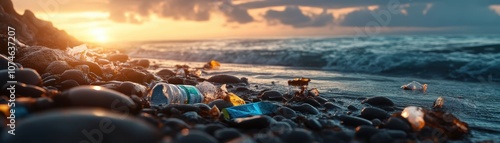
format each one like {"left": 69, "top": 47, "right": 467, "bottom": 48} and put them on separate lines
{"left": 130, "top": 36, "right": 500, "bottom": 82}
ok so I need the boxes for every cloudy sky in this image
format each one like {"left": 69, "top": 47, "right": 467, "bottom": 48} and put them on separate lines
{"left": 12, "top": 0, "right": 500, "bottom": 43}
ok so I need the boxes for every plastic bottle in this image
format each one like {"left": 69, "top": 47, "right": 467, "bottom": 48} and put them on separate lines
{"left": 147, "top": 83, "right": 204, "bottom": 106}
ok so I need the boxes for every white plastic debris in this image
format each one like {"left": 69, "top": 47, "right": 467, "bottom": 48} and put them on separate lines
{"left": 195, "top": 81, "right": 218, "bottom": 102}
{"left": 66, "top": 44, "right": 90, "bottom": 61}
{"left": 401, "top": 81, "right": 427, "bottom": 91}
{"left": 433, "top": 96, "right": 444, "bottom": 109}
{"left": 401, "top": 106, "right": 425, "bottom": 131}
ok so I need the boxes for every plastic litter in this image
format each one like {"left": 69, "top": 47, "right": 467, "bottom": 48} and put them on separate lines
{"left": 221, "top": 102, "right": 278, "bottom": 120}
{"left": 219, "top": 84, "right": 246, "bottom": 106}
{"left": 196, "top": 81, "right": 219, "bottom": 103}
{"left": 401, "top": 106, "right": 425, "bottom": 131}
{"left": 401, "top": 81, "right": 427, "bottom": 91}
{"left": 433, "top": 96, "right": 444, "bottom": 109}
{"left": 66, "top": 44, "right": 90, "bottom": 61}
{"left": 204, "top": 60, "right": 221, "bottom": 70}
{"left": 147, "top": 83, "right": 204, "bottom": 106}
{"left": 288, "top": 77, "right": 311, "bottom": 86}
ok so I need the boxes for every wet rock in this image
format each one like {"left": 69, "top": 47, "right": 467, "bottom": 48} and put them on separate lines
{"left": 167, "top": 77, "right": 184, "bottom": 84}
{"left": 230, "top": 116, "right": 271, "bottom": 129}
{"left": 108, "top": 54, "right": 128, "bottom": 62}
{"left": 207, "top": 75, "right": 242, "bottom": 84}
{"left": 120, "top": 68, "right": 147, "bottom": 84}
{"left": 0, "top": 55, "right": 12, "bottom": 70}
{"left": 176, "top": 131, "right": 218, "bottom": 143}
{"left": 347, "top": 105, "right": 358, "bottom": 111}
{"left": 61, "top": 69, "right": 89, "bottom": 85}
{"left": 282, "top": 129, "right": 315, "bottom": 143}
{"left": 335, "top": 130, "right": 355, "bottom": 142}
{"left": 282, "top": 119, "right": 298, "bottom": 128}
{"left": 45, "top": 61, "right": 72, "bottom": 74}
{"left": 162, "top": 104, "right": 200, "bottom": 116}
{"left": 55, "top": 86, "right": 138, "bottom": 114}
{"left": 313, "top": 96, "right": 329, "bottom": 104}
{"left": 117, "top": 81, "right": 147, "bottom": 97}
{"left": 17, "top": 46, "right": 77, "bottom": 73}
{"left": 96, "top": 59, "right": 110, "bottom": 65}
{"left": 270, "top": 122, "right": 292, "bottom": 135}
{"left": 289, "top": 103, "right": 319, "bottom": 115}
{"left": 382, "top": 117, "right": 411, "bottom": 132}
{"left": 136, "top": 59, "right": 150, "bottom": 68}
{"left": 304, "top": 98, "right": 322, "bottom": 108}
{"left": 323, "top": 102, "right": 342, "bottom": 110}
{"left": 156, "top": 69, "right": 176, "bottom": 79}
{"left": 59, "top": 80, "right": 79, "bottom": 91}
{"left": 339, "top": 115, "right": 373, "bottom": 127}
{"left": 370, "top": 131, "right": 394, "bottom": 143}
{"left": 208, "top": 99, "right": 234, "bottom": 110}
{"left": 355, "top": 125, "right": 379, "bottom": 141}
{"left": 277, "top": 106, "right": 297, "bottom": 119}
{"left": 1, "top": 83, "right": 46, "bottom": 98}
{"left": 0, "top": 68, "right": 42, "bottom": 86}
{"left": 384, "top": 129, "right": 407, "bottom": 139}
{"left": 259, "top": 90, "right": 283, "bottom": 101}
{"left": 304, "top": 118, "right": 323, "bottom": 131}
{"left": 214, "top": 128, "right": 242, "bottom": 143}
{"left": 204, "top": 123, "right": 226, "bottom": 136}
{"left": 68, "top": 61, "right": 103, "bottom": 77}
{"left": 162, "top": 118, "right": 190, "bottom": 135}
{"left": 360, "top": 107, "right": 390, "bottom": 120}
{"left": 362, "top": 96, "right": 394, "bottom": 107}
{"left": 182, "top": 111, "right": 205, "bottom": 124}
{"left": 371, "top": 119, "right": 382, "bottom": 127}
{"left": 0, "top": 109, "right": 161, "bottom": 143}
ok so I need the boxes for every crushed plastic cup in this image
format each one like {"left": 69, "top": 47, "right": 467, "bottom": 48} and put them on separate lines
{"left": 401, "top": 81, "right": 427, "bottom": 91}
{"left": 196, "top": 81, "right": 218, "bottom": 102}
{"left": 147, "top": 83, "right": 204, "bottom": 106}
{"left": 66, "top": 44, "right": 90, "bottom": 61}
{"left": 222, "top": 102, "right": 278, "bottom": 120}
{"left": 401, "top": 106, "right": 425, "bottom": 131}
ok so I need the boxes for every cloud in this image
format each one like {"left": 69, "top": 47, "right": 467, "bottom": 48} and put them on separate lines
{"left": 108, "top": 0, "right": 255, "bottom": 24}
{"left": 264, "top": 6, "right": 333, "bottom": 28}
{"left": 341, "top": 1, "right": 500, "bottom": 27}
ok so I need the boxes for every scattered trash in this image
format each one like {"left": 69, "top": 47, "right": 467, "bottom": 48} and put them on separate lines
{"left": 147, "top": 83, "right": 204, "bottom": 106}
{"left": 196, "top": 81, "right": 219, "bottom": 103}
{"left": 222, "top": 102, "right": 278, "bottom": 120}
{"left": 66, "top": 44, "right": 91, "bottom": 61}
{"left": 401, "top": 81, "right": 427, "bottom": 91}
{"left": 433, "top": 97, "right": 444, "bottom": 109}
{"left": 288, "top": 77, "right": 311, "bottom": 86}
{"left": 220, "top": 84, "right": 246, "bottom": 106}
{"left": 204, "top": 60, "right": 221, "bottom": 70}
{"left": 401, "top": 106, "right": 425, "bottom": 131}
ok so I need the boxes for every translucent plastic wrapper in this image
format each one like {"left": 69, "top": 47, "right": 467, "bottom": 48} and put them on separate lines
{"left": 222, "top": 102, "right": 278, "bottom": 120}
{"left": 225, "top": 93, "right": 246, "bottom": 106}
{"left": 401, "top": 81, "right": 427, "bottom": 91}
{"left": 196, "top": 81, "right": 218, "bottom": 102}
{"left": 401, "top": 106, "right": 425, "bottom": 131}
{"left": 67, "top": 44, "right": 91, "bottom": 61}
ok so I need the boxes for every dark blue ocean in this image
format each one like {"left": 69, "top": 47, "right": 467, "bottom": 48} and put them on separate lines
{"left": 131, "top": 35, "right": 500, "bottom": 141}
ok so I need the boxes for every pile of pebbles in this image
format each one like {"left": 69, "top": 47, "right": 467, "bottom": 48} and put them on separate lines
{"left": 0, "top": 45, "right": 471, "bottom": 143}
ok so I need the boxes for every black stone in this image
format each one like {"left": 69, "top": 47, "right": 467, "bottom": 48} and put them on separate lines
{"left": 362, "top": 96, "right": 394, "bottom": 107}
{"left": 360, "top": 107, "right": 390, "bottom": 120}
{"left": 382, "top": 117, "right": 411, "bottom": 132}
{"left": 339, "top": 115, "right": 373, "bottom": 127}
{"left": 207, "top": 75, "right": 242, "bottom": 84}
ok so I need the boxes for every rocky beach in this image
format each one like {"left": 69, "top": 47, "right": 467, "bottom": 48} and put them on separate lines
{"left": 1, "top": 0, "right": 500, "bottom": 143}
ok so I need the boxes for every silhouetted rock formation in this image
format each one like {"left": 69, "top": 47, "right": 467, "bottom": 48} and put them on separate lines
{"left": 0, "top": 0, "right": 81, "bottom": 53}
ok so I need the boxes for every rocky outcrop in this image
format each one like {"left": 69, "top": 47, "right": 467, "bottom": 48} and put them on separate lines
{"left": 0, "top": 0, "right": 81, "bottom": 53}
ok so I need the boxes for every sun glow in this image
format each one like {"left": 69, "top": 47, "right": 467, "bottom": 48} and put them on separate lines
{"left": 89, "top": 28, "right": 109, "bottom": 43}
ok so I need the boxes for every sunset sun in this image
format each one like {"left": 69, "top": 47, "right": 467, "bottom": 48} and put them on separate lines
{"left": 89, "top": 28, "right": 109, "bottom": 43}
